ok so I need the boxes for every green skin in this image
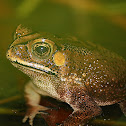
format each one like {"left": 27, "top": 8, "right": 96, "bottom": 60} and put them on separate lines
{"left": 7, "top": 25, "right": 126, "bottom": 126}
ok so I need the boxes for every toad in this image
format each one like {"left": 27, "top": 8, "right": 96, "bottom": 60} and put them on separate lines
{"left": 6, "top": 25, "right": 126, "bottom": 126}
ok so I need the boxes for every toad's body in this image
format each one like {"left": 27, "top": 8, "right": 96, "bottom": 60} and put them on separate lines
{"left": 7, "top": 25, "right": 126, "bottom": 126}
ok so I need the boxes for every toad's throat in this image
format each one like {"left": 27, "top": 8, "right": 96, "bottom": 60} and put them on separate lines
{"left": 11, "top": 59, "right": 57, "bottom": 76}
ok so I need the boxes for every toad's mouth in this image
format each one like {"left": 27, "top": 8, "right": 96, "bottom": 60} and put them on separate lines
{"left": 6, "top": 50, "right": 57, "bottom": 76}
{"left": 11, "top": 59, "right": 57, "bottom": 76}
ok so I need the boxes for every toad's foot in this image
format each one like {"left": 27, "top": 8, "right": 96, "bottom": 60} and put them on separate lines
{"left": 22, "top": 105, "right": 49, "bottom": 126}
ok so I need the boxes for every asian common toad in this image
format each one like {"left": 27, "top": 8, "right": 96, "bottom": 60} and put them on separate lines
{"left": 6, "top": 25, "right": 126, "bottom": 126}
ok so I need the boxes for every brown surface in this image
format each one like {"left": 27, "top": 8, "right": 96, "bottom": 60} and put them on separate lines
{"left": 40, "top": 96, "right": 73, "bottom": 126}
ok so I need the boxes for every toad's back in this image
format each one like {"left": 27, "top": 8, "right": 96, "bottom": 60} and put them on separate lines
{"left": 63, "top": 43, "right": 126, "bottom": 106}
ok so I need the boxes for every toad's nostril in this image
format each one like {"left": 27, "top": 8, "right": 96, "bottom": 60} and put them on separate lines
{"left": 6, "top": 51, "right": 10, "bottom": 59}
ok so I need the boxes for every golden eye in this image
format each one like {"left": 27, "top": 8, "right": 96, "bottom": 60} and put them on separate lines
{"left": 32, "top": 42, "right": 51, "bottom": 59}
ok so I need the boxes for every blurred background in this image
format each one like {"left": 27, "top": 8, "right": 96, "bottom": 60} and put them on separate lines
{"left": 0, "top": 0, "right": 126, "bottom": 126}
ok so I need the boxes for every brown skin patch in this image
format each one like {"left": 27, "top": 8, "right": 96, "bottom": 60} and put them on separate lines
{"left": 60, "top": 87, "right": 102, "bottom": 126}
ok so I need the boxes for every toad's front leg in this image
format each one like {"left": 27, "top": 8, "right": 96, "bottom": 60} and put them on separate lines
{"left": 22, "top": 81, "right": 49, "bottom": 126}
{"left": 61, "top": 87, "right": 102, "bottom": 126}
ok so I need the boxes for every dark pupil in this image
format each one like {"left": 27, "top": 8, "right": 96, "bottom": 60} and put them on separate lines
{"left": 35, "top": 46, "right": 49, "bottom": 55}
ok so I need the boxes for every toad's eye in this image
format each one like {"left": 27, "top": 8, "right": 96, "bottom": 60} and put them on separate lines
{"left": 35, "top": 46, "right": 49, "bottom": 55}
{"left": 32, "top": 42, "right": 51, "bottom": 59}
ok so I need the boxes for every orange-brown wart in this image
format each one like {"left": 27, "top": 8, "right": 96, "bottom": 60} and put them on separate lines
{"left": 6, "top": 25, "right": 126, "bottom": 126}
